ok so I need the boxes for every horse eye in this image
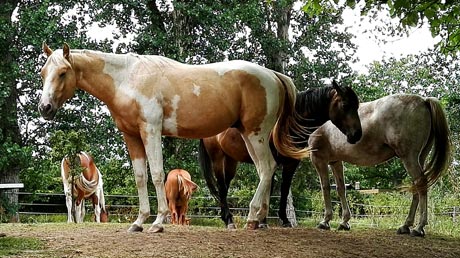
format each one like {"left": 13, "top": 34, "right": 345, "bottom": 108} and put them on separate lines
{"left": 59, "top": 72, "right": 66, "bottom": 79}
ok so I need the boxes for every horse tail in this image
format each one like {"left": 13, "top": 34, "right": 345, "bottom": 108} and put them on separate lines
{"left": 198, "top": 139, "right": 221, "bottom": 202}
{"left": 271, "top": 71, "right": 310, "bottom": 159}
{"left": 179, "top": 174, "right": 198, "bottom": 199}
{"left": 415, "top": 97, "right": 452, "bottom": 191}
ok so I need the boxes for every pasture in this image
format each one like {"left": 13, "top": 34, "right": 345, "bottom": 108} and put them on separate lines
{"left": 1, "top": 223, "right": 460, "bottom": 258}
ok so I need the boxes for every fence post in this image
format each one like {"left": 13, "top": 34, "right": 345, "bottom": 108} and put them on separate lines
{"left": 453, "top": 206, "right": 457, "bottom": 223}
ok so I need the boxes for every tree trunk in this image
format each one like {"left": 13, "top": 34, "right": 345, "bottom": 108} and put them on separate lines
{"left": 0, "top": 0, "right": 21, "bottom": 222}
{"left": 286, "top": 189, "right": 297, "bottom": 227}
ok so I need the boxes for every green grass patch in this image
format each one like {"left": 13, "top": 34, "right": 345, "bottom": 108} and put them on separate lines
{"left": 0, "top": 236, "right": 44, "bottom": 256}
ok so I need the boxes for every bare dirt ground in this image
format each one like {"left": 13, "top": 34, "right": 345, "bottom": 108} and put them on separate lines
{"left": 1, "top": 222, "right": 460, "bottom": 258}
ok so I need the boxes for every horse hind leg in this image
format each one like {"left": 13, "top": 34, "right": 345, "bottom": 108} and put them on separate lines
{"left": 241, "top": 133, "right": 277, "bottom": 230}
{"left": 398, "top": 155, "right": 426, "bottom": 237}
{"left": 217, "top": 157, "right": 237, "bottom": 229}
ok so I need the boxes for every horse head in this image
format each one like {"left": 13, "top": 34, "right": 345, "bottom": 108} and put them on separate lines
{"left": 329, "top": 80, "right": 362, "bottom": 144}
{"left": 38, "top": 43, "right": 77, "bottom": 120}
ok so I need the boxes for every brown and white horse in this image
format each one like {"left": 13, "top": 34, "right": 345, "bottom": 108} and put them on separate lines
{"left": 199, "top": 83, "right": 362, "bottom": 229}
{"left": 309, "top": 94, "right": 451, "bottom": 237}
{"left": 165, "top": 169, "right": 198, "bottom": 225}
{"left": 61, "top": 151, "right": 108, "bottom": 223}
{"left": 38, "top": 43, "right": 310, "bottom": 232}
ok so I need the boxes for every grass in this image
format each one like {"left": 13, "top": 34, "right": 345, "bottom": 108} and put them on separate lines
{"left": 0, "top": 236, "right": 44, "bottom": 256}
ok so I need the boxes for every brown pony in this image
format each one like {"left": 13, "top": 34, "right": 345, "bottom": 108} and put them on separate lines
{"left": 61, "top": 151, "right": 108, "bottom": 223}
{"left": 38, "top": 43, "right": 309, "bottom": 232}
{"left": 165, "top": 169, "right": 198, "bottom": 225}
{"left": 199, "top": 82, "right": 362, "bottom": 229}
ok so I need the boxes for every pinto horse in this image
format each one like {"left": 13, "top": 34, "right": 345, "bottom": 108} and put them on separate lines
{"left": 165, "top": 169, "right": 198, "bottom": 225}
{"left": 199, "top": 82, "right": 362, "bottom": 229}
{"left": 38, "top": 43, "right": 310, "bottom": 232}
{"left": 61, "top": 151, "right": 108, "bottom": 223}
{"left": 309, "top": 94, "right": 451, "bottom": 237}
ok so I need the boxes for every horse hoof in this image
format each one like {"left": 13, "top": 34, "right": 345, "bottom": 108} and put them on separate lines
{"left": 258, "top": 223, "right": 269, "bottom": 229}
{"left": 246, "top": 221, "right": 259, "bottom": 230}
{"left": 127, "top": 224, "right": 143, "bottom": 233}
{"left": 410, "top": 229, "right": 425, "bottom": 237}
{"left": 148, "top": 224, "right": 164, "bottom": 233}
{"left": 317, "top": 222, "right": 331, "bottom": 230}
{"left": 227, "top": 223, "right": 237, "bottom": 230}
{"left": 337, "top": 223, "right": 351, "bottom": 231}
{"left": 396, "top": 225, "right": 411, "bottom": 235}
{"left": 282, "top": 222, "right": 293, "bottom": 228}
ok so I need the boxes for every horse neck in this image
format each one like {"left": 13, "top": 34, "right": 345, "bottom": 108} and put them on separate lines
{"left": 78, "top": 152, "right": 99, "bottom": 182}
{"left": 295, "top": 87, "right": 333, "bottom": 128}
{"left": 72, "top": 51, "right": 127, "bottom": 107}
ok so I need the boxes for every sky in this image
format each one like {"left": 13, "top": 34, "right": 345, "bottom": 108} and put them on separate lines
{"left": 340, "top": 6, "right": 440, "bottom": 73}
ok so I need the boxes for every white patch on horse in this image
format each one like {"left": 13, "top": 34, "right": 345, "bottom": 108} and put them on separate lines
{"left": 102, "top": 54, "right": 134, "bottom": 88}
{"left": 163, "top": 95, "right": 180, "bottom": 135}
{"left": 192, "top": 84, "right": 200, "bottom": 96}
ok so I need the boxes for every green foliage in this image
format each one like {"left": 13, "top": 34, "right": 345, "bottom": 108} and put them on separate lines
{"left": 303, "top": 0, "right": 460, "bottom": 53}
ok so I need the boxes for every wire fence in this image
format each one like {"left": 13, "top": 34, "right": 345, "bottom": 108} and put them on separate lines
{"left": 7, "top": 192, "right": 460, "bottom": 228}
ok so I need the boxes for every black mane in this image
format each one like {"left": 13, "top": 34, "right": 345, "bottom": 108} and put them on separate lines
{"left": 295, "top": 85, "right": 335, "bottom": 128}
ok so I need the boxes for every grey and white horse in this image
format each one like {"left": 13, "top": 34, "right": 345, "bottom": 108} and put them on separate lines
{"left": 309, "top": 94, "right": 451, "bottom": 237}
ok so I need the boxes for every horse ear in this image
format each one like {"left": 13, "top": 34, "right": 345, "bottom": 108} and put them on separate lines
{"left": 43, "top": 42, "right": 53, "bottom": 57}
{"left": 63, "top": 42, "right": 70, "bottom": 60}
{"left": 332, "top": 79, "right": 344, "bottom": 95}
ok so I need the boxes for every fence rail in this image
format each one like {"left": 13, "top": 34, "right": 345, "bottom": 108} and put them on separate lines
{"left": 6, "top": 192, "right": 460, "bottom": 227}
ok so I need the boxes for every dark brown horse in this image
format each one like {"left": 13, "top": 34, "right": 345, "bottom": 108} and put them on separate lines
{"left": 199, "top": 81, "right": 362, "bottom": 229}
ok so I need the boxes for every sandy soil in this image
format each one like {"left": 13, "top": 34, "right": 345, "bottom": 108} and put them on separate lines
{"left": 1, "top": 223, "right": 460, "bottom": 258}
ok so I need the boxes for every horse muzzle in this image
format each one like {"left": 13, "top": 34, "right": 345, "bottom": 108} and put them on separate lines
{"left": 347, "top": 129, "right": 362, "bottom": 144}
{"left": 38, "top": 102, "right": 57, "bottom": 120}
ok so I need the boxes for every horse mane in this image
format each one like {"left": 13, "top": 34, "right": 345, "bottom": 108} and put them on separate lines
{"left": 295, "top": 86, "right": 334, "bottom": 121}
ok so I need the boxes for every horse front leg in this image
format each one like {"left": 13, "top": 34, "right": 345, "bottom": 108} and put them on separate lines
{"left": 92, "top": 195, "right": 101, "bottom": 223}
{"left": 312, "top": 156, "right": 332, "bottom": 230}
{"left": 124, "top": 134, "right": 150, "bottom": 232}
{"left": 64, "top": 191, "right": 73, "bottom": 223}
{"left": 74, "top": 199, "right": 84, "bottom": 223}
{"left": 144, "top": 129, "right": 168, "bottom": 233}
{"left": 330, "top": 161, "right": 351, "bottom": 231}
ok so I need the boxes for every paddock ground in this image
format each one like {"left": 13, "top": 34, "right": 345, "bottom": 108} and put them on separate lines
{"left": 1, "top": 223, "right": 460, "bottom": 258}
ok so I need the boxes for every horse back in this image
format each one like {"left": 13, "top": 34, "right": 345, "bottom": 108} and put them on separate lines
{"left": 165, "top": 169, "right": 197, "bottom": 204}
{"left": 308, "top": 94, "right": 431, "bottom": 166}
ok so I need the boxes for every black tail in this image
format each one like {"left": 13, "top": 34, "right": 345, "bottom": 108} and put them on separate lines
{"left": 198, "top": 139, "right": 221, "bottom": 202}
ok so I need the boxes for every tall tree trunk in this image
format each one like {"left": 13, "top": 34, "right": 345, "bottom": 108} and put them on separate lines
{"left": 0, "top": 0, "right": 21, "bottom": 221}
{"left": 271, "top": 1, "right": 297, "bottom": 227}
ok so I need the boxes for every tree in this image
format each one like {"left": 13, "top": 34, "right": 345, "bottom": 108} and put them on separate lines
{"left": 0, "top": 0, "right": 31, "bottom": 220}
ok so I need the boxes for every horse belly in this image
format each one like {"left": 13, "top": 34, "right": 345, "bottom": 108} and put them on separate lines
{"left": 218, "top": 129, "right": 253, "bottom": 163}
{"left": 161, "top": 93, "right": 241, "bottom": 138}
